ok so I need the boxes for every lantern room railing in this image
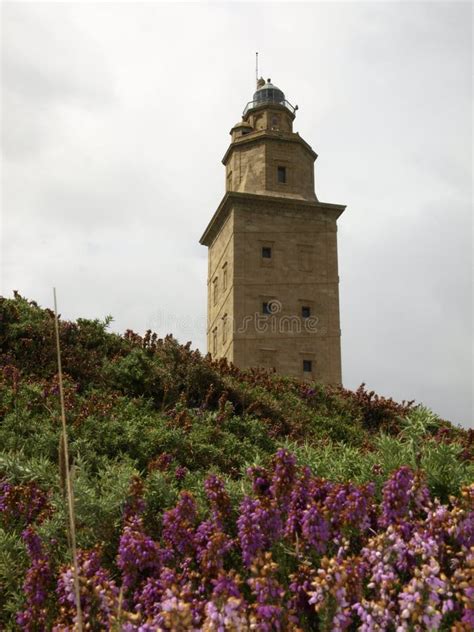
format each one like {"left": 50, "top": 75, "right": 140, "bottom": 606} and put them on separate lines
{"left": 243, "top": 98, "right": 297, "bottom": 117}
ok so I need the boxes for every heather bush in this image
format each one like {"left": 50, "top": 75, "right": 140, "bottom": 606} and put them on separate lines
{"left": 0, "top": 294, "right": 125, "bottom": 386}
{"left": 0, "top": 294, "right": 472, "bottom": 630}
{"left": 7, "top": 454, "right": 474, "bottom": 631}
{"left": 282, "top": 407, "right": 473, "bottom": 495}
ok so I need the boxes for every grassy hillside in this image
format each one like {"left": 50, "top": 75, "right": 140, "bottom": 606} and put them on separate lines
{"left": 1, "top": 294, "right": 472, "bottom": 630}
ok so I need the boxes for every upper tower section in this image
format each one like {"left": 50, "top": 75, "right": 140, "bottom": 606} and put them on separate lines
{"left": 223, "top": 78, "right": 318, "bottom": 201}
{"left": 241, "top": 77, "right": 296, "bottom": 134}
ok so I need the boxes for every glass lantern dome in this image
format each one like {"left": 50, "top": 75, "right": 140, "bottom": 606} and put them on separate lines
{"left": 253, "top": 80, "right": 285, "bottom": 106}
{"left": 243, "top": 78, "right": 297, "bottom": 116}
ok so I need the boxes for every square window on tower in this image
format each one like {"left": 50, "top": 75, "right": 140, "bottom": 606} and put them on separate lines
{"left": 262, "top": 246, "right": 272, "bottom": 259}
{"left": 277, "top": 166, "right": 287, "bottom": 183}
{"left": 303, "top": 359, "right": 313, "bottom": 373}
{"left": 271, "top": 115, "right": 280, "bottom": 131}
{"left": 301, "top": 306, "right": 311, "bottom": 319}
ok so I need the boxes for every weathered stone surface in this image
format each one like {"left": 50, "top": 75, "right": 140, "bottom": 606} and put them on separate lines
{"left": 200, "top": 95, "right": 345, "bottom": 385}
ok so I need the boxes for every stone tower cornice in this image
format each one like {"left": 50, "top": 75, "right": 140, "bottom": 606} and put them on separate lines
{"left": 199, "top": 192, "right": 345, "bottom": 247}
{"left": 222, "top": 130, "right": 318, "bottom": 165}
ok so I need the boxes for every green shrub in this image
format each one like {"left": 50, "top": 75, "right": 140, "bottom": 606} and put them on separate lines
{"left": 0, "top": 293, "right": 471, "bottom": 630}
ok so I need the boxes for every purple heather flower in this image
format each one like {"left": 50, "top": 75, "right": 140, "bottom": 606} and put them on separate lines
{"left": 117, "top": 516, "right": 161, "bottom": 593}
{"left": 301, "top": 505, "right": 330, "bottom": 554}
{"left": 195, "top": 519, "right": 233, "bottom": 576}
{"left": 237, "top": 496, "right": 282, "bottom": 567}
{"left": 269, "top": 449, "right": 296, "bottom": 511}
{"left": 16, "top": 528, "right": 53, "bottom": 632}
{"left": 204, "top": 474, "right": 231, "bottom": 523}
{"left": 456, "top": 511, "right": 474, "bottom": 548}
{"left": 55, "top": 549, "right": 119, "bottom": 629}
{"left": 162, "top": 491, "right": 198, "bottom": 558}
{"left": 175, "top": 465, "right": 188, "bottom": 481}
{"left": 379, "top": 467, "right": 414, "bottom": 528}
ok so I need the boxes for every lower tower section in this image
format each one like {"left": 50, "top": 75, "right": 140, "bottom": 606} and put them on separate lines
{"left": 201, "top": 192, "right": 344, "bottom": 384}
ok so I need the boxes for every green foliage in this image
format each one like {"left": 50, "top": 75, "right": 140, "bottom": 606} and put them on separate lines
{"left": 277, "top": 405, "right": 473, "bottom": 499}
{"left": 0, "top": 452, "right": 58, "bottom": 487}
{"left": 281, "top": 439, "right": 378, "bottom": 484}
{"left": 0, "top": 293, "right": 126, "bottom": 386}
{"left": 144, "top": 470, "right": 180, "bottom": 526}
{"left": 0, "top": 293, "right": 472, "bottom": 630}
{"left": 422, "top": 441, "right": 473, "bottom": 502}
{"left": 0, "top": 529, "right": 28, "bottom": 626}
{"left": 104, "top": 347, "right": 165, "bottom": 402}
{"left": 71, "top": 455, "right": 138, "bottom": 551}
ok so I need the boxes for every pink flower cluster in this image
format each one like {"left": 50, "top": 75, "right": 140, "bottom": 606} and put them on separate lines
{"left": 15, "top": 450, "right": 474, "bottom": 630}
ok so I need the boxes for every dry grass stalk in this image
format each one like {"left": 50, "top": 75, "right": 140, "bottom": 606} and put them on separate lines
{"left": 53, "top": 288, "right": 83, "bottom": 631}
{"left": 116, "top": 584, "right": 124, "bottom": 630}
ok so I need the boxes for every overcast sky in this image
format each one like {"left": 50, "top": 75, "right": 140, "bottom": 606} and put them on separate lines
{"left": 1, "top": 2, "right": 472, "bottom": 427}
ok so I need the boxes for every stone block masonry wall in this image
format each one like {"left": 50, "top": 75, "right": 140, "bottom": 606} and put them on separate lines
{"left": 207, "top": 211, "right": 235, "bottom": 363}
{"left": 201, "top": 93, "right": 345, "bottom": 385}
{"left": 231, "top": 199, "right": 342, "bottom": 384}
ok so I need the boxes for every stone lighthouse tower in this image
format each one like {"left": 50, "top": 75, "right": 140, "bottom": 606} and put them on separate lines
{"left": 199, "top": 78, "right": 345, "bottom": 384}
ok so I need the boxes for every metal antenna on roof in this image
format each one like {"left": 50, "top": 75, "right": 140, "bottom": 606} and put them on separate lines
{"left": 256, "top": 52, "right": 259, "bottom": 88}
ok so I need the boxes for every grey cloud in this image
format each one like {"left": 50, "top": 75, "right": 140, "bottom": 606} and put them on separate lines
{"left": 2, "top": 4, "right": 114, "bottom": 105}
{"left": 2, "top": 3, "right": 115, "bottom": 159}
{"left": 1, "top": 2, "right": 471, "bottom": 427}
